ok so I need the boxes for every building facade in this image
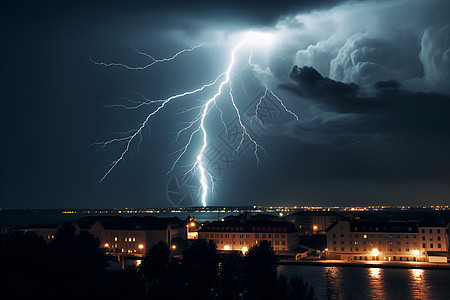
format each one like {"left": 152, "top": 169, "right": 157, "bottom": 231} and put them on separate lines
{"left": 198, "top": 217, "right": 299, "bottom": 252}
{"left": 19, "top": 216, "right": 187, "bottom": 257}
{"left": 326, "top": 220, "right": 448, "bottom": 262}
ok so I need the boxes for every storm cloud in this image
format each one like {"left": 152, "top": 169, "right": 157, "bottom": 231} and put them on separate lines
{"left": 2, "top": 0, "right": 450, "bottom": 208}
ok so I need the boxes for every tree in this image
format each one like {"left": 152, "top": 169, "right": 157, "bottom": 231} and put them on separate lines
{"left": 0, "top": 232, "right": 50, "bottom": 299}
{"left": 217, "top": 252, "right": 244, "bottom": 300}
{"left": 141, "top": 241, "right": 183, "bottom": 299}
{"left": 182, "top": 239, "right": 219, "bottom": 300}
{"left": 243, "top": 241, "right": 279, "bottom": 300}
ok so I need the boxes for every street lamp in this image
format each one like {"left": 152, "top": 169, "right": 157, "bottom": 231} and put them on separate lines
{"left": 325, "top": 248, "right": 328, "bottom": 260}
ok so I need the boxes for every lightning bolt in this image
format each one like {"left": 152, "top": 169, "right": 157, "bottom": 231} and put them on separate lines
{"left": 93, "top": 31, "right": 298, "bottom": 207}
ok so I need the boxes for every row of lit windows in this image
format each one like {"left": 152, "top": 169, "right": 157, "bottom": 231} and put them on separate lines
{"left": 333, "top": 244, "right": 442, "bottom": 252}
{"left": 205, "top": 233, "right": 286, "bottom": 239}
{"left": 332, "top": 240, "right": 418, "bottom": 246}
{"left": 114, "top": 237, "right": 136, "bottom": 242}
{"left": 210, "top": 239, "right": 286, "bottom": 246}
{"left": 207, "top": 227, "right": 287, "bottom": 232}
{"left": 333, "top": 233, "right": 419, "bottom": 239}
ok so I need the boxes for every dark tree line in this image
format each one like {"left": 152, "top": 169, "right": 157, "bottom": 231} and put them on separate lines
{"left": 1, "top": 227, "right": 316, "bottom": 300}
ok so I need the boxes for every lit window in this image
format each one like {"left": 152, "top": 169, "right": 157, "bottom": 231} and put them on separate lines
{"left": 133, "top": 238, "right": 136, "bottom": 242}
{"left": 114, "top": 237, "right": 117, "bottom": 241}
{"left": 363, "top": 235, "right": 367, "bottom": 239}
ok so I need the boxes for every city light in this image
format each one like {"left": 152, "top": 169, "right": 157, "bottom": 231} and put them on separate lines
{"left": 242, "top": 246, "right": 249, "bottom": 254}
{"left": 104, "top": 243, "right": 109, "bottom": 248}
{"left": 224, "top": 245, "right": 231, "bottom": 250}
{"left": 412, "top": 250, "right": 420, "bottom": 256}
{"left": 138, "top": 244, "right": 144, "bottom": 249}
{"left": 172, "top": 245, "right": 177, "bottom": 250}
{"left": 371, "top": 248, "right": 379, "bottom": 256}
{"left": 313, "top": 225, "right": 318, "bottom": 231}
{"left": 190, "top": 222, "right": 195, "bottom": 227}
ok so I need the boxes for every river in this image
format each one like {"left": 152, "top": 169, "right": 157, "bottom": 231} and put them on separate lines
{"left": 278, "top": 264, "right": 450, "bottom": 300}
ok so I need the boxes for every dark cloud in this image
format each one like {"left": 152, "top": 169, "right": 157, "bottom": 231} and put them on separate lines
{"left": 2, "top": 0, "right": 450, "bottom": 208}
{"left": 277, "top": 66, "right": 450, "bottom": 183}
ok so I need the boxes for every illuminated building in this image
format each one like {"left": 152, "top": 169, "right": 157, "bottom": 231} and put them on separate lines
{"left": 185, "top": 216, "right": 200, "bottom": 239}
{"left": 326, "top": 220, "right": 448, "bottom": 262}
{"left": 198, "top": 215, "right": 299, "bottom": 252}
{"left": 88, "top": 216, "right": 186, "bottom": 256}
{"left": 19, "top": 216, "right": 187, "bottom": 257}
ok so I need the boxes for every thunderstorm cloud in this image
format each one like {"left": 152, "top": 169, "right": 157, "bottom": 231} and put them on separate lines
{"left": 2, "top": 0, "right": 450, "bottom": 208}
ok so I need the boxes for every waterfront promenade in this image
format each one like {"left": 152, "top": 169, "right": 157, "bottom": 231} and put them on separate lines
{"left": 280, "top": 259, "right": 450, "bottom": 270}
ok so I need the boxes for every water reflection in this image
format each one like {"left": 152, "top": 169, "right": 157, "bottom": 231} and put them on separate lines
{"left": 409, "top": 269, "right": 430, "bottom": 299}
{"left": 278, "top": 265, "right": 449, "bottom": 300}
{"left": 369, "top": 268, "right": 381, "bottom": 279}
{"left": 368, "top": 268, "right": 385, "bottom": 299}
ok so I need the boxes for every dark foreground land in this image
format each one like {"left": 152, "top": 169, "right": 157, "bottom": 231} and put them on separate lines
{"left": 0, "top": 226, "right": 316, "bottom": 300}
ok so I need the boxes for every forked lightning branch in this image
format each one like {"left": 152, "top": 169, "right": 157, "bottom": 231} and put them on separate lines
{"left": 92, "top": 31, "right": 298, "bottom": 207}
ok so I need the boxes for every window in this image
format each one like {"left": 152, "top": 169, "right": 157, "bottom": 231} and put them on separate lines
{"left": 281, "top": 241, "right": 286, "bottom": 245}
{"left": 406, "top": 248, "right": 409, "bottom": 252}
{"left": 438, "top": 244, "right": 442, "bottom": 248}
{"left": 333, "top": 247, "right": 336, "bottom": 251}
{"left": 422, "top": 243, "right": 426, "bottom": 248}
{"left": 114, "top": 237, "right": 117, "bottom": 242}
{"left": 340, "top": 241, "right": 344, "bottom": 245}
{"left": 332, "top": 234, "right": 336, "bottom": 238}
{"left": 341, "top": 247, "right": 345, "bottom": 251}
{"left": 262, "top": 234, "right": 266, "bottom": 239}
{"left": 421, "top": 229, "right": 425, "bottom": 233}
{"left": 422, "top": 237, "right": 425, "bottom": 241}
{"left": 255, "top": 234, "right": 259, "bottom": 238}
{"left": 340, "top": 234, "right": 344, "bottom": 238}
{"left": 438, "top": 236, "right": 441, "bottom": 241}
{"left": 268, "top": 234, "right": 271, "bottom": 238}
{"left": 437, "top": 229, "right": 441, "bottom": 233}
{"left": 429, "top": 229, "right": 432, "bottom": 234}
{"left": 430, "top": 243, "right": 434, "bottom": 248}
{"left": 333, "top": 241, "right": 336, "bottom": 244}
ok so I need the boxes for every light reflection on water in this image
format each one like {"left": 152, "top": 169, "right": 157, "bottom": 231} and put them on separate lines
{"left": 278, "top": 265, "right": 450, "bottom": 300}
{"left": 367, "top": 268, "right": 385, "bottom": 300}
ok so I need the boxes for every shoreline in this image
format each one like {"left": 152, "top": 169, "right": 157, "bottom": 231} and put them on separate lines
{"left": 279, "top": 259, "right": 450, "bottom": 270}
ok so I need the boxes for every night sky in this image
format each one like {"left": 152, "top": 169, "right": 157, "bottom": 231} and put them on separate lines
{"left": 2, "top": 0, "right": 450, "bottom": 208}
